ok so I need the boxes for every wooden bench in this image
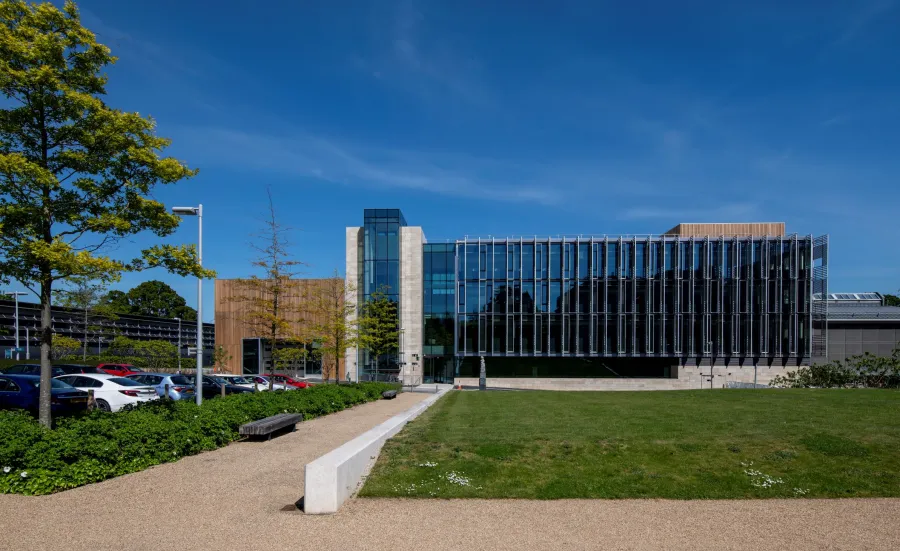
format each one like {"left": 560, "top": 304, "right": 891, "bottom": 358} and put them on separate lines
{"left": 239, "top": 413, "right": 303, "bottom": 440}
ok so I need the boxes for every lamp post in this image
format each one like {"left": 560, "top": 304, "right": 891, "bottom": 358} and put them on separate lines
{"left": 5, "top": 291, "right": 27, "bottom": 360}
{"left": 174, "top": 317, "right": 182, "bottom": 372}
{"left": 172, "top": 205, "right": 203, "bottom": 406}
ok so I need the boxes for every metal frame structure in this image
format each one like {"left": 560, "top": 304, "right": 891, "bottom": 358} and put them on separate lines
{"left": 452, "top": 234, "right": 824, "bottom": 363}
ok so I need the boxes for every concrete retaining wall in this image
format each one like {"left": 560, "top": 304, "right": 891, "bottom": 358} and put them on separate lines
{"left": 303, "top": 389, "right": 449, "bottom": 514}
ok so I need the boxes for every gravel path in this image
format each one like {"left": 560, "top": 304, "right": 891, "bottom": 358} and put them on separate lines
{"left": 2, "top": 390, "right": 898, "bottom": 551}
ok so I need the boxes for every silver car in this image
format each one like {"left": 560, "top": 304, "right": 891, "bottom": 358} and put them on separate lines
{"left": 126, "top": 373, "right": 196, "bottom": 401}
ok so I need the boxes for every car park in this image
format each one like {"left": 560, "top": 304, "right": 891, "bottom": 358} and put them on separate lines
{"left": 96, "top": 363, "right": 143, "bottom": 377}
{"left": 55, "top": 374, "right": 157, "bottom": 412}
{"left": 126, "top": 373, "right": 196, "bottom": 400}
{"left": 0, "top": 374, "right": 89, "bottom": 415}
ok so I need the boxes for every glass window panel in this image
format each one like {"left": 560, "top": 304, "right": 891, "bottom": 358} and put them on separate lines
{"left": 636, "top": 243, "right": 646, "bottom": 278}
{"left": 578, "top": 243, "right": 589, "bottom": 279}
{"left": 522, "top": 282, "right": 535, "bottom": 313}
{"left": 550, "top": 281, "right": 562, "bottom": 313}
{"left": 565, "top": 243, "right": 576, "bottom": 279}
{"left": 607, "top": 243, "right": 618, "bottom": 277}
{"left": 522, "top": 244, "right": 534, "bottom": 279}
{"left": 494, "top": 244, "right": 506, "bottom": 279}
{"left": 465, "top": 245, "right": 478, "bottom": 279}
{"left": 623, "top": 242, "right": 633, "bottom": 278}
{"left": 549, "top": 315, "right": 561, "bottom": 353}
{"left": 550, "top": 243, "right": 562, "bottom": 279}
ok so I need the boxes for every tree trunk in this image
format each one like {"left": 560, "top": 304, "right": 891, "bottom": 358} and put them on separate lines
{"left": 39, "top": 279, "right": 53, "bottom": 427}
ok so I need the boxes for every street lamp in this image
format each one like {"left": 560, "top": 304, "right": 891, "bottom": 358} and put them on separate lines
{"left": 172, "top": 204, "right": 203, "bottom": 406}
{"left": 174, "top": 317, "right": 182, "bottom": 372}
{"left": 4, "top": 292, "right": 27, "bottom": 360}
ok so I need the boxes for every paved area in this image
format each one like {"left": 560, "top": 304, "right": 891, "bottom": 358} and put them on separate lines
{"left": 1, "top": 390, "right": 899, "bottom": 550}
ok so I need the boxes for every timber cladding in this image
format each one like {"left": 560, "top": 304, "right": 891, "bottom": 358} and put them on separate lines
{"left": 663, "top": 222, "right": 786, "bottom": 237}
{"left": 214, "top": 278, "right": 344, "bottom": 378}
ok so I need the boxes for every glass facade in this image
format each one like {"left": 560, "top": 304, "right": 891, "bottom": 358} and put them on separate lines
{"left": 359, "top": 209, "right": 406, "bottom": 380}
{"left": 453, "top": 236, "right": 815, "bottom": 363}
{"left": 423, "top": 243, "right": 456, "bottom": 383}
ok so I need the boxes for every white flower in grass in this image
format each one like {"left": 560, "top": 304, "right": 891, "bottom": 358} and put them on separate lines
{"left": 20, "top": 471, "right": 28, "bottom": 478}
{"left": 2, "top": 466, "right": 10, "bottom": 474}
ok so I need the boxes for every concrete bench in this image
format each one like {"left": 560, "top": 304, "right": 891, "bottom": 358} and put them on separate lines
{"left": 239, "top": 413, "right": 302, "bottom": 440}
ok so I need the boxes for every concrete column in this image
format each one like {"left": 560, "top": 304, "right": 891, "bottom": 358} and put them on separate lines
{"left": 400, "top": 227, "right": 424, "bottom": 385}
{"left": 345, "top": 227, "right": 362, "bottom": 382}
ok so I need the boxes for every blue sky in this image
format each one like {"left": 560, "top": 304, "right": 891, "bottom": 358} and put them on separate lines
{"left": 9, "top": 0, "right": 900, "bottom": 319}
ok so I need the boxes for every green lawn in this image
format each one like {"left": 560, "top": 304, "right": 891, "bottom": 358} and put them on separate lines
{"left": 360, "top": 389, "right": 900, "bottom": 499}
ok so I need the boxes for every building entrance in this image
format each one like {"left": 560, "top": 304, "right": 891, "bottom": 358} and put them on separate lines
{"left": 424, "top": 356, "right": 454, "bottom": 384}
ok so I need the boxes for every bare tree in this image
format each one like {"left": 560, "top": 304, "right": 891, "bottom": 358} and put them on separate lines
{"left": 231, "top": 188, "right": 305, "bottom": 388}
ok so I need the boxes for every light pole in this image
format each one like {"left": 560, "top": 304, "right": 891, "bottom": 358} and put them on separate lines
{"left": 5, "top": 292, "right": 27, "bottom": 360}
{"left": 172, "top": 204, "right": 203, "bottom": 406}
{"left": 174, "top": 317, "right": 182, "bottom": 372}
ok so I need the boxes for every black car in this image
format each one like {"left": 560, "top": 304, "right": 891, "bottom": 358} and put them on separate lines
{"left": 55, "top": 364, "right": 104, "bottom": 375}
{"left": 0, "top": 374, "right": 89, "bottom": 415}
{"left": 184, "top": 376, "right": 254, "bottom": 400}
{"left": 3, "top": 364, "right": 66, "bottom": 377}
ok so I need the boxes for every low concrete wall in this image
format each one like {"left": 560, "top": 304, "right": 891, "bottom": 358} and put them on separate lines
{"left": 455, "top": 365, "right": 794, "bottom": 391}
{"left": 303, "top": 389, "right": 450, "bottom": 514}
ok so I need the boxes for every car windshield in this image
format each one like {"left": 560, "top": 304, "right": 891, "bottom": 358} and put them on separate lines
{"left": 170, "top": 376, "right": 192, "bottom": 385}
{"left": 228, "top": 376, "right": 251, "bottom": 384}
{"left": 108, "top": 377, "right": 143, "bottom": 386}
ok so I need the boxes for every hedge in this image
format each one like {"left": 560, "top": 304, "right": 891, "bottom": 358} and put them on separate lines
{"left": 0, "top": 382, "right": 399, "bottom": 495}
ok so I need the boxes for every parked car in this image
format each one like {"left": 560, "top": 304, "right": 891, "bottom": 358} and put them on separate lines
{"left": 2, "top": 364, "right": 66, "bottom": 377}
{"left": 96, "top": 363, "right": 143, "bottom": 377}
{"left": 0, "top": 374, "right": 89, "bottom": 415}
{"left": 184, "top": 375, "right": 254, "bottom": 400}
{"left": 266, "top": 374, "right": 314, "bottom": 388}
{"left": 55, "top": 373, "right": 157, "bottom": 412}
{"left": 55, "top": 364, "right": 105, "bottom": 375}
{"left": 126, "top": 373, "right": 196, "bottom": 401}
{"left": 246, "top": 375, "right": 293, "bottom": 391}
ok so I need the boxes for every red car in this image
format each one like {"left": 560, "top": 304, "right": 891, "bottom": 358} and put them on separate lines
{"left": 266, "top": 374, "right": 314, "bottom": 388}
{"left": 96, "top": 363, "right": 143, "bottom": 377}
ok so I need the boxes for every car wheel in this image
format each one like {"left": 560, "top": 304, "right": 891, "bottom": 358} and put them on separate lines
{"left": 95, "top": 399, "right": 112, "bottom": 412}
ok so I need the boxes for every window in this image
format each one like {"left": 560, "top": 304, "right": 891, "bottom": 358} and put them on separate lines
{"left": 578, "top": 243, "right": 589, "bottom": 279}
{"left": 0, "top": 378, "right": 20, "bottom": 392}
{"left": 607, "top": 243, "right": 618, "bottom": 277}
{"left": 636, "top": 243, "right": 646, "bottom": 278}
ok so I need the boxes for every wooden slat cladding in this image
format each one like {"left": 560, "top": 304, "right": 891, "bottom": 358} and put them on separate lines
{"left": 214, "top": 278, "right": 345, "bottom": 378}
{"left": 663, "top": 222, "right": 786, "bottom": 237}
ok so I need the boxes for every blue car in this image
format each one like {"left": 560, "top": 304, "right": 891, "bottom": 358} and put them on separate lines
{"left": 126, "top": 373, "right": 196, "bottom": 401}
{"left": 3, "top": 364, "right": 66, "bottom": 377}
{"left": 0, "top": 374, "right": 89, "bottom": 415}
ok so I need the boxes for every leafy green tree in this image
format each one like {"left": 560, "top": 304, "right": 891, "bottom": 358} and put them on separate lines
{"left": 304, "top": 269, "right": 357, "bottom": 383}
{"left": 117, "top": 280, "right": 196, "bottom": 320}
{"left": 0, "top": 1, "right": 212, "bottom": 426}
{"left": 100, "top": 289, "right": 130, "bottom": 313}
{"left": 883, "top": 293, "right": 900, "bottom": 307}
{"left": 54, "top": 278, "right": 117, "bottom": 359}
{"left": 50, "top": 334, "right": 80, "bottom": 360}
{"left": 212, "top": 345, "right": 231, "bottom": 373}
{"left": 357, "top": 286, "right": 400, "bottom": 381}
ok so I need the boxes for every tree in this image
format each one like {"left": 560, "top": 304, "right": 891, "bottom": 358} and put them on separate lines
{"left": 212, "top": 345, "right": 231, "bottom": 373}
{"left": 305, "top": 269, "right": 357, "bottom": 383}
{"left": 54, "top": 277, "right": 117, "bottom": 359}
{"left": 118, "top": 280, "right": 196, "bottom": 320}
{"left": 50, "top": 334, "right": 80, "bottom": 360}
{"left": 0, "top": 1, "right": 212, "bottom": 426}
{"left": 357, "top": 286, "right": 400, "bottom": 382}
{"left": 231, "top": 188, "right": 305, "bottom": 389}
{"left": 884, "top": 293, "right": 900, "bottom": 307}
{"left": 100, "top": 289, "right": 129, "bottom": 313}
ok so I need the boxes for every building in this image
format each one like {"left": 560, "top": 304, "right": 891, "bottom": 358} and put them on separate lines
{"left": 213, "top": 278, "right": 344, "bottom": 379}
{"left": 344, "top": 209, "right": 844, "bottom": 389}
{"left": 817, "top": 293, "right": 900, "bottom": 362}
{"left": 0, "top": 297, "right": 214, "bottom": 363}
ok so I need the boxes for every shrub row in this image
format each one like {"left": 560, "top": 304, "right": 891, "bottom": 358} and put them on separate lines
{"left": 771, "top": 348, "right": 900, "bottom": 389}
{"left": 0, "top": 382, "right": 399, "bottom": 495}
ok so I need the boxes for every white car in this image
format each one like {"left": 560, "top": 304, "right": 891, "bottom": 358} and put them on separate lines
{"left": 247, "top": 375, "right": 294, "bottom": 391}
{"left": 55, "top": 373, "right": 158, "bottom": 412}
{"left": 216, "top": 374, "right": 290, "bottom": 391}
